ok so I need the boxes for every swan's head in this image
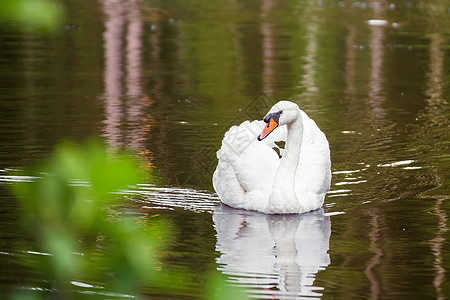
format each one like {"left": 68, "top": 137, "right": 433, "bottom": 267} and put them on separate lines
{"left": 257, "top": 101, "right": 300, "bottom": 141}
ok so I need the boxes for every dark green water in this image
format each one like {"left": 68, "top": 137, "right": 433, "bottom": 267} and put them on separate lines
{"left": 1, "top": 0, "right": 450, "bottom": 298}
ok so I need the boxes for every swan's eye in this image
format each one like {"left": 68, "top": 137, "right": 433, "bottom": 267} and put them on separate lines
{"left": 279, "top": 111, "right": 283, "bottom": 114}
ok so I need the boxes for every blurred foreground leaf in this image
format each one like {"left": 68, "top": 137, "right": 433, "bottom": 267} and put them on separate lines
{"left": 205, "top": 272, "right": 249, "bottom": 300}
{"left": 11, "top": 140, "right": 166, "bottom": 298}
{"left": 0, "top": 0, "right": 64, "bottom": 32}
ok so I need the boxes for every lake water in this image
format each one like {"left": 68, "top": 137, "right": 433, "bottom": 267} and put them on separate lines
{"left": 1, "top": 0, "right": 449, "bottom": 298}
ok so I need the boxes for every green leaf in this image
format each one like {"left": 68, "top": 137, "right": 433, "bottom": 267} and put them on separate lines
{"left": 204, "top": 272, "right": 249, "bottom": 300}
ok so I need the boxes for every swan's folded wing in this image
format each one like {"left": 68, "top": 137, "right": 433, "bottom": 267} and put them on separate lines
{"left": 214, "top": 120, "right": 284, "bottom": 207}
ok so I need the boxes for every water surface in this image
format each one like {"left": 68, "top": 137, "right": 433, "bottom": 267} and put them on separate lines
{"left": 1, "top": 0, "right": 449, "bottom": 298}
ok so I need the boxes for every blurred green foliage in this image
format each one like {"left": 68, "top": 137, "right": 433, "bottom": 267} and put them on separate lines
{"left": 12, "top": 140, "right": 167, "bottom": 298}
{"left": 204, "top": 272, "right": 249, "bottom": 300}
{"left": 10, "top": 140, "right": 248, "bottom": 299}
{"left": 0, "top": 0, "right": 64, "bottom": 32}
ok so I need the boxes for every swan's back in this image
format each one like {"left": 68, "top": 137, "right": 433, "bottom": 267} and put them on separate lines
{"left": 295, "top": 110, "right": 331, "bottom": 211}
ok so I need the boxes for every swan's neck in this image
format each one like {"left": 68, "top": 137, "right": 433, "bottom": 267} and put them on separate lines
{"left": 268, "top": 114, "right": 303, "bottom": 213}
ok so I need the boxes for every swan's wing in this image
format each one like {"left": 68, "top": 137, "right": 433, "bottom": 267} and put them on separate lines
{"left": 213, "top": 120, "right": 285, "bottom": 209}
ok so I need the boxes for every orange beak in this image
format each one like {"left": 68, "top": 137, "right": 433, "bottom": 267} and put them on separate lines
{"left": 258, "top": 117, "right": 279, "bottom": 141}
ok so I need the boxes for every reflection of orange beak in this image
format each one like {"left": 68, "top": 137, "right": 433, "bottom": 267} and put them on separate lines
{"left": 258, "top": 118, "right": 278, "bottom": 141}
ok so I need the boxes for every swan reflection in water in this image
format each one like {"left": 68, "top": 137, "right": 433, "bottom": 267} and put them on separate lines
{"left": 213, "top": 205, "right": 331, "bottom": 299}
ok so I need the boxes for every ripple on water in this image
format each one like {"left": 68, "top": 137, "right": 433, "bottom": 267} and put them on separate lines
{"left": 0, "top": 173, "right": 38, "bottom": 183}
{"left": 331, "top": 167, "right": 368, "bottom": 189}
{"left": 126, "top": 184, "right": 220, "bottom": 213}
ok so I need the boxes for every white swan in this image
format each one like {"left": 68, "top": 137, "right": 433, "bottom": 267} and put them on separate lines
{"left": 213, "top": 100, "right": 331, "bottom": 214}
